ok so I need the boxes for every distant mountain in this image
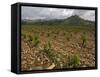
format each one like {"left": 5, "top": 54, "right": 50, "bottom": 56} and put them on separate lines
{"left": 62, "top": 15, "right": 95, "bottom": 26}
{"left": 22, "top": 15, "right": 95, "bottom": 26}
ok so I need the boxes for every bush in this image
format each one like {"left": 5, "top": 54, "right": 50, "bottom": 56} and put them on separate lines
{"left": 81, "top": 34, "right": 87, "bottom": 48}
{"left": 42, "top": 41, "right": 64, "bottom": 68}
{"left": 43, "top": 41, "right": 52, "bottom": 54}
{"left": 68, "top": 54, "right": 80, "bottom": 68}
{"left": 27, "top": 35, "right": 40, "bottom": 47}
{"left": 26, "top": 35, "right": 33, "bottom": 47}
{"left": 33, "top": 35, "right": 40, "bottom": 47}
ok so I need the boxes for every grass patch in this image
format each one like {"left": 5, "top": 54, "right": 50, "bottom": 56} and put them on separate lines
{"left": 67, "top": 54, "right": 80, "bottom": 68}
{"left": 81, "top": 33, "right": 87, "bottom": 48}
{"left": 33, "top": 35, "right": 40, "bottom": 47}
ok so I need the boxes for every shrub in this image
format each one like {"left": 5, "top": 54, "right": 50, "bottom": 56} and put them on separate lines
{"left": 81, "top": 34, "right": 87, "bottom": 48}
{"left": 33, "top": 35, "right": 40, "bottom": 47}
{"left": 68, "top": 54, "right": 80, "bottom": 68}
{"left": 42, "top": 41, "right": 63, "bottom": 68}
{"left": 42, "top": 41, "right": 55, "bottom": 62}
{"left": 43, "top": 41, "right": 52, "bottom": 54}
{"left": 26, "top": 35, "right": 33, "bottom": 47}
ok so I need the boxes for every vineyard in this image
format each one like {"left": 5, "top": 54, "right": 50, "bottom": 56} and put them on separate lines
{"left": 21, "top": 23, "right": 95, "bottom": 71}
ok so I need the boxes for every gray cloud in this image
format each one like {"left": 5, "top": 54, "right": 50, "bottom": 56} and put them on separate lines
{"left": 21, "top": 6, "right": 95, "bottom": 21}
{"left": 72, "top": 10, "right": 95, "bottom": 21}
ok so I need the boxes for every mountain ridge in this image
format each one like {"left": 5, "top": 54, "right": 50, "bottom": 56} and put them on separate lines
{"left": 22, "top": 15, "right": 95, "bottom": 26}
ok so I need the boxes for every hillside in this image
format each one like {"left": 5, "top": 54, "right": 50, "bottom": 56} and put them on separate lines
{"left": 22, "top": 15, "right": 95, "bottom": 26}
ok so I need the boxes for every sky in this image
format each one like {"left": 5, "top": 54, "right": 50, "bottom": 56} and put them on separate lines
{"left": 21, "top": 6, "right": 95, "bottom": 21}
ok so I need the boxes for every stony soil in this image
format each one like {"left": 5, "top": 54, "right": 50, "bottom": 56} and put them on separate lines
{"left": 21, "top": 27, "right": 95, "bottom": 71}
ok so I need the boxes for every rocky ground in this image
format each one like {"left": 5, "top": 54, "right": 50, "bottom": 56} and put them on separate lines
{"left": 21, "top": 30, "right": 95, "bottom": 71}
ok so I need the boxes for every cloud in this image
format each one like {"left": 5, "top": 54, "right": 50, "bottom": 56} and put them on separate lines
{"left": 72, "top": 9, "right": 95, "bottom": 21}
{"left": 21, "top": 6, "right": 95, "bottom": 21}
